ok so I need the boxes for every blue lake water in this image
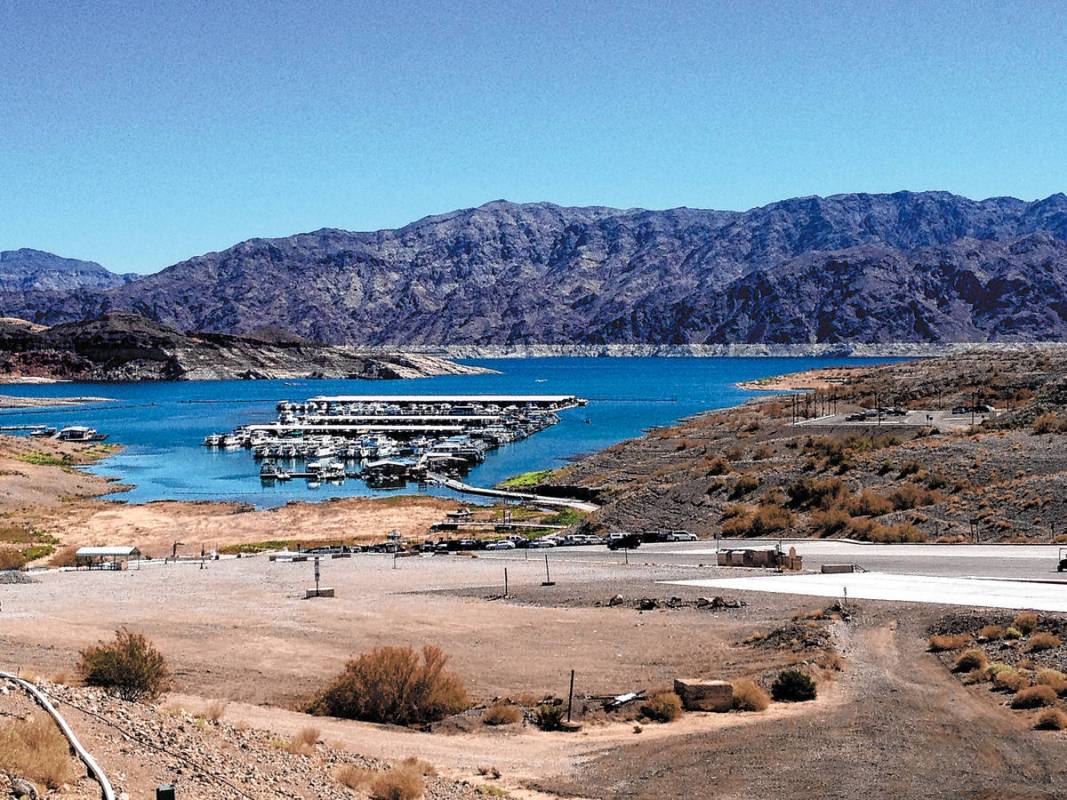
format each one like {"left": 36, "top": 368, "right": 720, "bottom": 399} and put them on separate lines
{"left": 0, "top": 357, "right": 897, "bottom": 507}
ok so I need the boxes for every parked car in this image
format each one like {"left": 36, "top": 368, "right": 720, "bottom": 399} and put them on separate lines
{"left": 607, "top": 532, "right": 642, "bottom": 550}
{"left": 666, "top": 530, "right": 697, "bottom": 541}
{"left": 529, "top": 538, "right": 557, "bottom": 548}
{"left": 485, "top": 540, "right": 516, "bottom": 550}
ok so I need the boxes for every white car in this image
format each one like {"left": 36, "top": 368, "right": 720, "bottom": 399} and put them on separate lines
{"left": 485, "top": 540, "right": 516, "bottom": 550}
{"left": 667, "top": 531, "right": 697, "bottom": 541}
{"left": 529, "top": 538, "right": 557, "bottom": 548}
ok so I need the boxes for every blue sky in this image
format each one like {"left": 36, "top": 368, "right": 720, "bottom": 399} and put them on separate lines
{"left": 1, "top": 0, "right": 1065, "bottom": 273}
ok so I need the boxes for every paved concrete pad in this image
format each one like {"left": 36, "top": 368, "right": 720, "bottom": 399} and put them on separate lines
{"left": 664, "top": 572, "right": 1067, "bottom": 612}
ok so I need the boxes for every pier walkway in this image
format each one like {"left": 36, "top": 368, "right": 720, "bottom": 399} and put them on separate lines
{"left": 427, "top": 473, "right": 599, "bottom": 512}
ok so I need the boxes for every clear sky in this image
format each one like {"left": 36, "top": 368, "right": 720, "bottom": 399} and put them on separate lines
{"left": 1, "top": 0, "right": 1065, "bottom": 273}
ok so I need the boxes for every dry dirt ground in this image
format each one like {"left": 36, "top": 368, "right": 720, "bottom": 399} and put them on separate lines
{"left": 3, "top": 554, "right": 1067, "bottom": 799}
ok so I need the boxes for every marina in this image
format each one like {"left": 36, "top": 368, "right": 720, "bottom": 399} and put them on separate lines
{"left": 204, "top": 393, "right": 587, "bottom": 489}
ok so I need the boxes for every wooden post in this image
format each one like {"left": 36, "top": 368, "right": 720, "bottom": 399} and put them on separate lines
{"left": 567, "top": 669, "right": 575, "bottom": 722}
{"left": 504, "top": 567, "right": 509, "bottom": 598}
{"left": 544, "top": 553, "right": 551, "bottom": 583}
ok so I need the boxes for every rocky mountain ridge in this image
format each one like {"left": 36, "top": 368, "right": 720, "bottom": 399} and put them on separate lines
{"left": 0, "top": 313, "right": 487, "bottom": 381}
{"left": 4, "top": 191, "right": 1066, "bottom": 345}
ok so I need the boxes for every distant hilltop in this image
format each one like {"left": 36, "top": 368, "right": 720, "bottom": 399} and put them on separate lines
{"left": 3, "top": 190, "right": 1067, "bottom": 347}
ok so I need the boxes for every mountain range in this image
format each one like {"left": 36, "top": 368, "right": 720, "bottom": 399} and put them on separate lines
{"left": 3, "top": 191, "right": 1066, "bottom": 346}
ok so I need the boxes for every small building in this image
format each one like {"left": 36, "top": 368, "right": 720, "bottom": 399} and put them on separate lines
{"left": 74, "top": 546, "right": 141, "bottom": 570}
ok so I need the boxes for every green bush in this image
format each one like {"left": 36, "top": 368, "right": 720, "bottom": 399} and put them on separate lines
{"left": 79, "top": 628, "right": 172, "bottom": 702}
{"left": 770, "top": 670, "right": 816, "bottom": 702}
{"left": 533, "top": 703, "right": 566, "bottom": 731}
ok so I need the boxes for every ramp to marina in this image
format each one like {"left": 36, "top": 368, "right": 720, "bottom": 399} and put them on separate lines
{"left": 428, "top": 472, "right": 599, "bottom": 512}
{"left": 663, "top": 572, "right": 1067, "bottom": 612}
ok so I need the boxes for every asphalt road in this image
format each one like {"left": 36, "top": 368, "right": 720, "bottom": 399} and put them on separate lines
{"left": 477, "top": 538, "right": 1067, "bottom": 582}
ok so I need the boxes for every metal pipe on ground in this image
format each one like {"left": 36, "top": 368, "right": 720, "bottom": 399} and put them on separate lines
{"left": 0, "top": 670, "right": 116, "bottom": 800}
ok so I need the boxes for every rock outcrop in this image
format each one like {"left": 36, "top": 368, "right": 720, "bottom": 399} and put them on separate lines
{"left": 0, "top": 313, "right": 488, "bottom": 381}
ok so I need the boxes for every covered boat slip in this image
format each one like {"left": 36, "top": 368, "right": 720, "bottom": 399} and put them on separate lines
{"left": 302, "top": 394, "right": 583, "bottom": 408}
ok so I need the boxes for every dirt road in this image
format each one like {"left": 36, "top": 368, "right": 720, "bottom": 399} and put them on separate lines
{"left": 539, "top": 609, "right": 1067, "bottom": 800}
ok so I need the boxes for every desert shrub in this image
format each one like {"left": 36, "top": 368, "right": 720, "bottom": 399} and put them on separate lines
{"left": 0, "top": 547, "right": 29, "bottom": 571}
{"left": 887, "top": 483, "right": 940, "bottom": 511}
{"left": 1028, "top": 632, "right": 1061, "bottom": 652}
{"left": 79, "top": 628, "right": 171, "bottom": 702}
{"left": 705, "top": 456, "right": 731, "bottom": 476}
{"left": 286, "top": 726, "right": 319, "bottom": 755}
{"left": 731, "top": 679, "right": 770, "bottom": 711}
{"left": 482, "top": 702, "right": 523, "bottom": 726}
{"left": 786, "top": 477, "right": 847, "bottom": 510}
{"left": 533, "top": 703, "right": 565, "bottom": 731}
{"left": 749, "top": 504, "right": 794, "bottom": 536}
{"left": 370, "top": 765, "right": 425, "bottom": 800}
{"left": 751, "top": 445, "right": 772, "bottom": 461}
{"left": 49, "top": 545, "right": 79, "bottom": 568}
{"left": 978, "top": 625, "right": 1005, "bottom": 641}
{"left": 846, "top": 490, "right": 893, "bottom": 517}
{"left": 1011, "top": 685, "right": 1057, "bottom": 709}
{"left": 0, "top": 712, "right": 74, "bottom": 789}
{"left": 954, "top": 649, "right": 989, "bottom": 673}
{"left": 992, "top": 669, "right": 1028, "bottom": 692}
{"left": 928, "top": 633, "right": 970, "bottom": 652}
{"left": 1037, "top": 669, "right": 1067, "bottom": 694}
{"left": 811, "top": 506, "right": 851, "bottom": 537}
{"left": 1032, "top": 413, "right": 1067, "bottom": 434}
{"left": 336, "top": 765, "right": 376, "bottom": 790}
{"left": 309, "top": 645, "right": 469, "bottom": 726}
{"left": 730, "top": 473, "right": 759, "bottom": 499}
{"left": 721, "top": 503, "right": 748, "bottom": 520}
{"left": 1034, "top": 708, "right": 1067, "bottom": 730}
{"left": 1013, "top": 612, "right": 1038, "bottom": 634}
{"left": 640, "top": 692, "right": 682, "bottom": 722}
{"left": 770, "top": 670, "right": 816, "bottom": 702}
{"left": 849, "top": 518, "right": 927, "bottom": 543}
{"left": 897, "top": 460, "right": 923, "bottom": 478}
{"left": 1004, "top": 626, "right": 1024, "bottom": 640}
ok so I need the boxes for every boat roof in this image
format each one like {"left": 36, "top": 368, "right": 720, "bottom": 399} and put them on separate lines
{"left": 305, "top": 394, "right": 578, "bottom": 403}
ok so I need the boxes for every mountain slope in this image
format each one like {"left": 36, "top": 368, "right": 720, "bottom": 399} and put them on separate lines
{"left": 4, "top": 191, "right": 1067, "bottom": 345}
{"left": 0, "top": 249, "right": 133, "bottom": 292}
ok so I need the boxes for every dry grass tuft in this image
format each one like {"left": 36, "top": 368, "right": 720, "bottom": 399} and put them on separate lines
{"left": 286, "top": 726, "right": 320, "bottom": 755}
{"left": 1028, "top": 632, "right": 1061, "bottom": 652}
{"left": 370, "top": 764, "right": 425, "bottom": 800}
{"left": 928, "top": 633, "right": 971, "bottom": 652}
{"left": 399, "top": 756, "right": 437, "bottom": 776}
{"left": 639, "top": 692, "right": 683, "bottom": 722}
{"left": 1011, "top": 685, "right": 1057, "bottom": 709}
{"left": 483, "top": 702, "right": 524, "bottom": 726}
{"left": 310, "top": 645, "right": 469, "bottom": 726}
{"left": 992, "top": 669, "right": 1029, "bottom": 693}
{"left": 1036, "top": 669, "right": 1067, "bottom": 695}
{"left": 953, "top": 649, "right": 989, "bottom": 673}
{"left": 731, "top": 679, "right": 770, "bottom": 711}
{"left": 199, "top": 700, "right": 228, "bottom": 723}
{"left": 336, "top": 764, "right": 376, "bottom": 790}
{"left": 978, "top": 625, "right": 1005, "bottom": 641}
{"left": 1034, "top": 708, "right": 1067, "bottom": 730}
{"left": 0, "top": 712, "right": 75, "bottom": 789}
{"left": 1013, "top": 612, "right": 1038, "bottom": 634}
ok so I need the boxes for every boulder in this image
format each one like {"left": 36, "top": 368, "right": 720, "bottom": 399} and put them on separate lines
{"left": 673, "top": 678, "right": 733, "bottom": 712}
